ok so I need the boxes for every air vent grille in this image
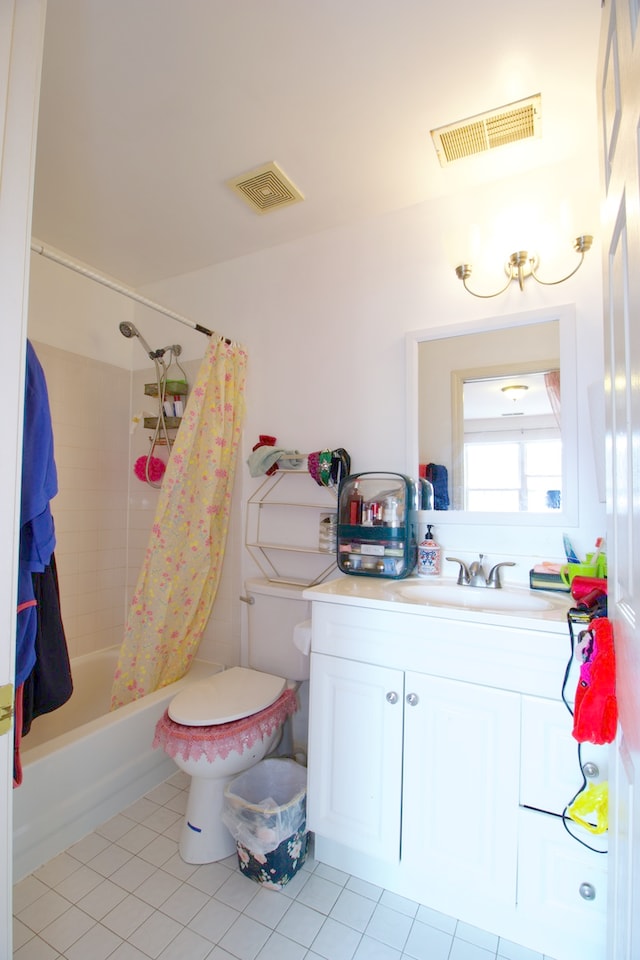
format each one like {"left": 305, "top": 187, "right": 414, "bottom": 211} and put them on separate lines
{"left": 431, "top": 95, "right": 541, "bottom": 166}
{"left": 227, "top": 161, "right": 304, "bottom": 214}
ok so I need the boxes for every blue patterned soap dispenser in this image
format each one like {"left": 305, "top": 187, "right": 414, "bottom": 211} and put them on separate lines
{"left": 417, "top": 524, "right": 441, "bottom": 577}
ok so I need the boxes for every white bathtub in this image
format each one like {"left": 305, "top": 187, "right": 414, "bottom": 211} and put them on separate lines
{"left": 13, "top": 647, "right": 222, "bottom": 880}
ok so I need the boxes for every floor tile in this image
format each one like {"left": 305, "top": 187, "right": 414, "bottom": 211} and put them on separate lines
{"left": 159, "top": 881, "right": 209, "bottom": 925}
{"left": 364, "top": 903, "right": 412, "bottom": 951}
{"left": 13, "top": 916, "right": 35, "bottom": 951}
{"left": 128, "top": 909, "right": 184, "bottom": 958}
{"left": 139, "top": 834, "right": 179, "bottom": 867}
{"left": 450, "top": 938, "right": 498, "bottom": 960}
{"left": 276, "top": 900, "right": 326, "bottom": 947}
{"left": 117, "top": 824, "right": 160, "bottom": 855}
{"left": 188, "top": 897, "right": 239, "bottom": 943}
{"left": 215, "top": 872, "right": 260, "bottom": 911}
{"left": 330, "top": 888, "right": 377, "bottom": 932}
{"left": 63, "top": 922, "right": 123, "bottom": 960}
{"left": 33, "top": 852, "right": 81, "bottom": 887}
{"left": 109, "top": 854, "right": 158, "bottom": 893}
{"left": 13, "top": 876, "right": 50, "bottom": 913}
{"left": 310, "top": 916, "right": 362, "bottom": 960}
{"left": 345, "top": 876, "right": 383, "bottom": 902}
{"left": 186, "top": 860, "right": 233, "bottom": 896}
{"left": 86, "top": 843, "right": 134, "bottom": 878}
{"left": 256, "top": 929, "right": 308, "bottom": 960}
{"left": 456, "top": 921, "right": 499, "bottom": 952}
{"left": 135, "top": 868, "right": 184, "bottom": 908}
{"left": 353, "top": 934, "right": 401, "bottom": 960}
{"left": 39, "top": 904, "right": 96, "bottom": 951}
{"left": 75, "top": 878, "right": 128, "bottom": 920}
{"left": 403, "top": 919, "right": 453, "bottom": 960}
{"left": 156, "top": 926, "right": 214, "bottom": 960}
{"left": 218, "top": 913, "right": 272, "bottom": 960}
{"left": 414, "top": 904, "right": 457, "bottom": 935}
{"left": 17, "top": 889, "right": 71, "bottom": 934}
{"left": 243, "top": 886, "right": 293, "bottom": 928}
{"left": 68, "top": 830, "right": 113, "bottom": 862}
{"left": 498, "top": 942, "right": 544, "bottom": 960}
{"left": 295, "top": 873, "right": 342, "bottom": 914}
{"left": 96, "top": 814, "right": 139, "bottom": 843}
{"left": 13, "top": 934, "right": 62, "bottom": 959}
{"left": 54, "top": 863, "right": 104, "bottom": 902}
{"left": 101, "top": 893, "right": 155, "bottom": 938}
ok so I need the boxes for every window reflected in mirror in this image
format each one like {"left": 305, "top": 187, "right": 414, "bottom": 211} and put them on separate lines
{"left": 417, "top": 318, "right": 562, "bottom": 513}
{"left": 463, "top": 369, "right": 561, "bottom": 512}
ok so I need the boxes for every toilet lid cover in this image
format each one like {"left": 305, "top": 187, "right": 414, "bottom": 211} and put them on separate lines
{"left": 168, "top": 666, "right": 287, "bottom": 726}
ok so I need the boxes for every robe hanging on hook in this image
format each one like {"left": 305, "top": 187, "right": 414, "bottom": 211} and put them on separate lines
{"left": 455, "top": 235, "right": 593, "bottom": 299}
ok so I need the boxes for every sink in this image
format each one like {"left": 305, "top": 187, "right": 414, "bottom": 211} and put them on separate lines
{"left": 389, "top": 581, "right": 560, "bottom": 613}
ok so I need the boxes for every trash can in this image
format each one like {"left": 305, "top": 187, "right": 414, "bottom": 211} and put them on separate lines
{"left": 222, "top": 758, "right": 308, "bottom": 889}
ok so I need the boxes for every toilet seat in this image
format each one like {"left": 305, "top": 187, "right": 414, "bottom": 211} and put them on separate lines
{"left": 168, "top": 666, "right": 286, "bottom": 726}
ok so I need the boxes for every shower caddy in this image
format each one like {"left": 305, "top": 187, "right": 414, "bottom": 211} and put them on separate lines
{"left": 138, "top": 346, "right": 189, "bottom": 487}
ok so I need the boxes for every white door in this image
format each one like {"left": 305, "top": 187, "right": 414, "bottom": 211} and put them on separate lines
{"left": 597, "top": 2, "right": 640, "bottom": 957}
{"left": 307, "top": 652, "right": 404, "bottom": 861}
{"left": 401, "top": 672, "right": 520, "bottom": 915}
{"left": 0, "top": 2, "right": 47, "bottom": 956}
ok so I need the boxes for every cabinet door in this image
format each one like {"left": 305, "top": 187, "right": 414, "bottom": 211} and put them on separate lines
{"left": 402, "top": 672, "right": 520, "bottom": 911}
{"left": 307, "top": 652, "right": 404, "bottom": 862}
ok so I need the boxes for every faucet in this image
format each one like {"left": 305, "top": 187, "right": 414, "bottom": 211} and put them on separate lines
{"left": 445, "top": 554, "right": 516, "bottom": 588}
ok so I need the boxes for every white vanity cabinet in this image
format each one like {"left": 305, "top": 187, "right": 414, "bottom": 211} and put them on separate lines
{"left": 305, "top": 580, "right": 607, "bottom": 960}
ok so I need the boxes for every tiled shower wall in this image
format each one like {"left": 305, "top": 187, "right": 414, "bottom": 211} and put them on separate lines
{"left": 33, "top": 340, "right": 131, "bottom": 661}
{"left": 32, "top": 340, "right": 241, "bottom": 666}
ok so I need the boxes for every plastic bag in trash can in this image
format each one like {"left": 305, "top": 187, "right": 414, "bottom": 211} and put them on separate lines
{"left": 222, "top": 758, "right": 307, "bottom": 856}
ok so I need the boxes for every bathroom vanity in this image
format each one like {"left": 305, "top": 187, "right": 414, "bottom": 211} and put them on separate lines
{"left": 304, "top": 577, "right": 608, "bottom": 960}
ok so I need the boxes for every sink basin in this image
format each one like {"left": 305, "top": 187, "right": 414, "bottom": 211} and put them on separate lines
{"left": 390, "top": 581, "right": 560, "bottom": 613}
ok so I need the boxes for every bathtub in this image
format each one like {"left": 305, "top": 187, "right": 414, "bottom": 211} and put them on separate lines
{"left": 13, "top": 647, "right": 222, "bottom": 880}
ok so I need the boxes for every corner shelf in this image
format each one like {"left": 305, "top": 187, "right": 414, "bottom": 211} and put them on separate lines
{"left": 245, "top": 467, "right": 338, "bottom": 587}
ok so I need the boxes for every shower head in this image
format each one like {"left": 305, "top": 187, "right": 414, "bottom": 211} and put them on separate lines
{"left": 118, "top": 321, "right": 155, "bottom": 359}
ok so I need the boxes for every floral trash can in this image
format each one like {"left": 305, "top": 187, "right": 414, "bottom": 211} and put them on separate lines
{"left": 222, "top": 758, "right": 308, "bottom": 889}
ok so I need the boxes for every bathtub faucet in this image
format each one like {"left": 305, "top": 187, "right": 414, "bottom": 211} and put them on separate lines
{"left": 445, "top": 554, "right": 515, "bottom": 588}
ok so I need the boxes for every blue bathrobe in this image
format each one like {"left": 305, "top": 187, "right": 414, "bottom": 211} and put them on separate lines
{"left": 16, "top": 341, "right": 58, "bottom": 687}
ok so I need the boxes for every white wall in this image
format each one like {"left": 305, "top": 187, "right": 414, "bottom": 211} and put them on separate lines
{"left": 26, "top": 151, "right": 606, "bottom": 669}
{"left": 143, "top": 155, "right": 606, "bottom": 589}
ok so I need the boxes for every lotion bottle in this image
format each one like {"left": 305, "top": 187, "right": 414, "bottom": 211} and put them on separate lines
{"left": 417, "top": 524, "right": 441, "bottom": 577}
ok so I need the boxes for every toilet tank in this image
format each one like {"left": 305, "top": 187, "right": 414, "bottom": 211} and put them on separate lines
{"left": 245, "top": 578, "right": 311, "bottom": 681}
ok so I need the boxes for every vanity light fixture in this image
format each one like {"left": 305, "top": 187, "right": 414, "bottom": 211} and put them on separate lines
{"left": 455, "top": 235, "right": 593, "bottom": 299}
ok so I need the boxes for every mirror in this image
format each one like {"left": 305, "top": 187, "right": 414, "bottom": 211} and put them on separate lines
{"left": 406, "top": 306, "right": 578, "bottom": 526}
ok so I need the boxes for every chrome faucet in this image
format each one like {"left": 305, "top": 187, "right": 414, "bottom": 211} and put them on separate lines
{"left": 445, "top": 554, "right": 515, "bottom": 588}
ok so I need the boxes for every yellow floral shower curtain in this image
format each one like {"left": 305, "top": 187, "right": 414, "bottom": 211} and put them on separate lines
{"left": 111, "top": 336, "right": 247, "bottom": 709}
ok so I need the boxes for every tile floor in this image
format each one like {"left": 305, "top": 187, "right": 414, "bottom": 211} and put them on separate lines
{"left": 13, "top": 772, "right": 558, "bottom": 960}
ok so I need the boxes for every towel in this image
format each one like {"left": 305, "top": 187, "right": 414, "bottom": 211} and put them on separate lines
{"left": 247, "top": 446, "right": 303, "bottom": 477}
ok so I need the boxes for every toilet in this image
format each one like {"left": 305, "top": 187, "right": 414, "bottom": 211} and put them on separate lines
{"left": 153, "top": 578, "right": 311, "bottom": 864}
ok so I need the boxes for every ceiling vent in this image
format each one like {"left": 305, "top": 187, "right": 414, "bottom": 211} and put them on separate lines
{"left": 431, "top": 94, "right": 542, "bottom": 167}
{"left": 227, "top": 161, "right": 304, "bottom": 214}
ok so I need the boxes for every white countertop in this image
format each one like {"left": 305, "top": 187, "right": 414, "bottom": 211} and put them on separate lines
{"left": 304, "top": 574, "right": 574, "bottom": 634}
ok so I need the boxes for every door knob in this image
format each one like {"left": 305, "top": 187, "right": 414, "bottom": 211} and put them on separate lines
{"left": 582, "top": 762, "right": 600, "bottom": 779}
{"left": 579, "top": 882, "right": 596, "bottom": 901}
{"left": 386, "top": 691, "right": 399, "bottom": 704}
{"left": 406, "top": 693, "right": 419, "bottom": 706}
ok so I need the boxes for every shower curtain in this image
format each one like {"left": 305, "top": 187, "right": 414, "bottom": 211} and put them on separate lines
{"left": 111, "top": 336, "right": 247, "bottom": 709}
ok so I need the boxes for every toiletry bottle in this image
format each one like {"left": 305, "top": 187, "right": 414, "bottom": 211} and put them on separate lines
{"left": 417, "top": 524, "right": 441, "bottom": 577}
{"left": 348, "top": 480, "right": 363, "bottom": 525}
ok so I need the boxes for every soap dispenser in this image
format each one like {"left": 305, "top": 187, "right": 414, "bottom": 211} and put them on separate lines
{"left": 417, "top": 524, "right": 441, "bottom": 577}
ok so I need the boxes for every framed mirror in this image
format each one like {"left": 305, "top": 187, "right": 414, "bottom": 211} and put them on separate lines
{"left": 405, "top": 305, "right": 578, "bottom": 526}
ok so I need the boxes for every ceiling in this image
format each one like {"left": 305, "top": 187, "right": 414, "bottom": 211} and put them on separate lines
{"left": 32, "top": 1, "right": 603, "bottom": 288}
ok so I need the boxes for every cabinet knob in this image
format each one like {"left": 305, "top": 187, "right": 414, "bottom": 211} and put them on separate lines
{"left": 582, "top": 762, "right": 600, "bottom": 779}
{"left": 579, "top": 882, "right": 597, "bottom": 901}
{"left": 406, "top": 693, "right": 419, "bottom": 706}
{"left": 386, "top": 691, "right": 399, "bottom": 704}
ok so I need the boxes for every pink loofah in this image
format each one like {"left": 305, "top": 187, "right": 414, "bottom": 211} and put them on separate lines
{"left": 134, "top": 455, "right": 166, "bottom": 483}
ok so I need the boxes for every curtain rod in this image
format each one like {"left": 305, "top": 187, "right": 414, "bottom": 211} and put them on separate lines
{"left": 30, "top": 239, "right": 227, "bottom": 341}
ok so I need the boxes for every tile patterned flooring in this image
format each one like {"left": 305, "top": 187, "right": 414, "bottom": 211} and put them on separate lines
{"left": 13, "top": 772, "right": 558, "bottom": 960}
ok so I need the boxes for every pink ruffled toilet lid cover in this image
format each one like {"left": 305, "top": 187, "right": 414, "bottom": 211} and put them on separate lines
{"left": 152, "top": 688, "right": 298, "bottom": 763}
